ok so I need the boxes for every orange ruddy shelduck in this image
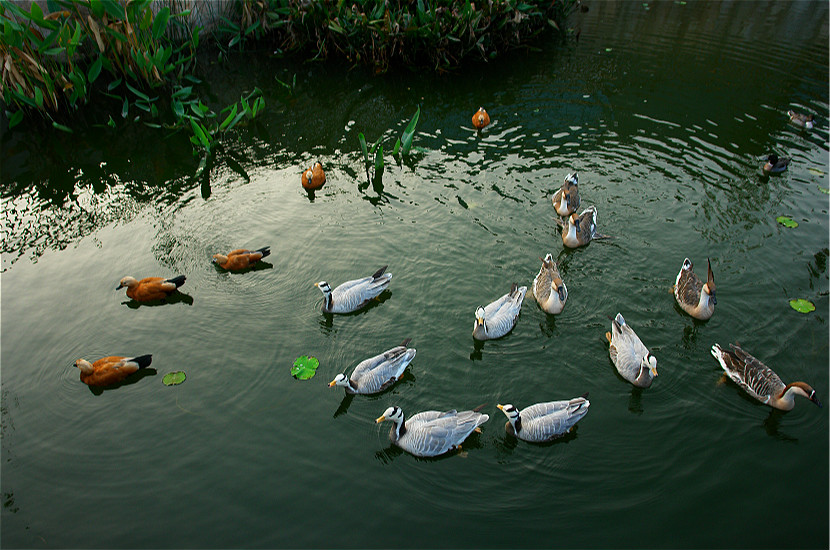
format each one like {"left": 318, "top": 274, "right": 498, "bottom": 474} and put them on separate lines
{"left": 301, "top": 161, "right": 326, "bottom": 190}
{"left": 116, "top": 275, "right": 186, "bottom": 302}
{"left": 213, "top": 247, "right": 271, "bottom": 271}
{"left": 74, "top": 355, "right": 153, "bottom": 387}
{"left": 472, "top": 107, "right": 490, "bottom": 129}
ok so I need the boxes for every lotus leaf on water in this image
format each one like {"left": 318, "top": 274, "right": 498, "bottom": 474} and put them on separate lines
{"left": 789, "top": 299, "right": 815, "bottom": 314}
{"left": 776, "top": 216, "right": 798, "bottom": 228}
{"left": 162, "top": 371, "right": 186, "bottom": 386}
{"left": 291, "top": 356, "right": 319, "bottom": 380}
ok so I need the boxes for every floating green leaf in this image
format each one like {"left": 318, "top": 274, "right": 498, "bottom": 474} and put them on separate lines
{"left": 162, "top": 371, "right": 186, "bottom": 386}
{"left": 808, "top": 168, "right": 825, "bottom": 176}
{"left": 789, "top": 299, "right": 815, "bottom": 314}
{"left": 818, "top": 186, "right": 829, "bottom": 195}
{"left": 776, "top": 216, "right": 798, "bottom": 228}
{"left": 291, "top": 355, "right": 319, "bottom": 380}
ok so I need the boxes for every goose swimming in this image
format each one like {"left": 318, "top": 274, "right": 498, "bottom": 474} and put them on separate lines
{"left": 552, "top": 172, "right": 580, "bottom": 217}
{"left": 116, "top": 275, "right": 186, "bottom": 302}
{"left": 376, "top": 405, "right": 489, "bottom": 457}
{"left": 787, "top": 110, "right": 814, "bottom": 129}
{"left": 711, "top": 343, "right": 821, "bottom": 411}
{"left": 606, "top": 313, "right": 657, "bottom": 388}
{"left": 674, "top": 258, "right": 716, "bottom": 321}
{"left": 315, "top": 266, "right": 392, "bottom": 314}
{"left": 213, "top": 247, "right": 270, "bottom": 271}
{"left": 557, "top": 205, "right": 607, "bottom": 248}
{"left": 472, "top": 283, "right": 527, "bottom": 340}
{"left": 74, "top": 355, "right": 152, "bottom": 387}
{"left": 532, "top": 253, "right": 567, "bottom": 314}
{"left": 329, "top": 339, "right": 415, "bottom": 395}
{"left": 498, "top": 395, "right": 589, "bottom": 442}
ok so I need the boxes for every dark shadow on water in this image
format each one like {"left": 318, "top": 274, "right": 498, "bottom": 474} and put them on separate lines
{"left": 213, "top": 261, "right": 273, "bottom": 274}
{"left": 539, "top": 312, "right": 557, "bottom": 338}
{"left": 470, "top": 338, "right": 485, "bottom": 361}
{"left": 333, "top": 393, "right": 355, "bottom": 418}
{"left": 374, "top": 431, "right": 485, "bottom": 463}
{"left": 762, "top": 409, "right": 798, "bottom": 443}
{"left": 332, "top": 370, "right": 416, "bottom": 418}
{"left": 86, "top": 368, "right": 158, "bottom": 395}
{"left": 627, "top": 387, "right": 644, "bottom": 415}
{"left": 122, "top": 292, "right": 194, "bottom": 308}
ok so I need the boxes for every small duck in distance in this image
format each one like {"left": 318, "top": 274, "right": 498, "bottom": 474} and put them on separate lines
{"left": 213, "top": 247, "right": 270, "bottom": 271}
{"left": 301, "top": 161, "right": 326, "bottom": 190}
{"left": 787, "top": 110, "right": 814, "bottom": 129}
{"left": 711, "top": 343, "right": 821, "bottom": 411}
{"left": 74, "top": 354, "right": 153, "bottom": 387}
{"left": 763, "top": 153, "right": 790, "bottom": 174}
{"left": 552, "top": 172, "right": 580, "bottom": 217}
{"left": 498, "top": 394, "right": 590, "bottom": 443}
{"left": 315, "top": 266, "right": 392, "bottom": 314}
{"left": 532, "top": 253, "right": 567, "bottom": 314}
{"left": 606, "top": 313, "right": 657, "bottom": 388}
{"left": 116, "top": 275, "right": 186, "bottom": 302}
{"left": 376, "top": 405, "right": 489, "bottom": 457}
{"left": 472, "top": 107, "right": 490, "bottom": 130}
{"left": 557, "top": 205, "right": 609, "bottom": 248}
{"left": 674, "top": 258, "right": 716, "bottom": 320}
{"left": 472, "top": 283, "right": 527, "bottom": 340}
{"left": 329, "top": 339, "right": 415, "bottom": 395}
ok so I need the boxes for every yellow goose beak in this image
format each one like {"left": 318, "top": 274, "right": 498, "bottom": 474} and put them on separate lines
{"left": 375, "top": 415, "right": 386, "bottom": 423}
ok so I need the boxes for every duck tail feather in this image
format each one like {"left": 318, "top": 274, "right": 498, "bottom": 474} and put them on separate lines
{"left": 129, "top": 354, "right": 153, "bottom": 369}
{"left": 167, "top": 275, "right": 186, "bottom": 288}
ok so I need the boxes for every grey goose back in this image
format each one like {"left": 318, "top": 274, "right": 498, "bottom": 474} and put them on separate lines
{"left": 711, "top": 343, "right": 821, "bottom": 411}
{"left": 329, "top": 339, "right": 415, "bottom": 395}
{"left": 552, "top": 172, "right": 580, "bottom": 217}
{"left": 315, "top": 265, "right": 392, "bottom": 313}
{"left": 532, "top": 253, "right": 567, "bottom": 314}
{"left": 498, "top": 394, "right": 589, "bottom": 443}
{"left": 558, "top": 205, "right": 608, "bottom": 248}
{"left": 376, "top": 406, "right": 489, "bottom": 457}
{"left": 674, "top": 258, "right": 716, "bottom": 320}
{"left": 472, "top": 283, "right": 527, "bottom": 340}
{"left": 605, "top": 313, "right": 657, "bottom": 388}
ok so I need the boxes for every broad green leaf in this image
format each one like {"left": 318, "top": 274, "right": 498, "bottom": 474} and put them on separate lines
{"left": 219, "top": 103, "right": 238, "bottom": 131}
{"left": 776, "top": 216, "right": 798, "bottom": 228}
{"left": 358, "top": 132, "right": 368, "bottom": 165}
{"left": 162, "top": 371, "right": 186, "bottom": 386}
{"left": 8, "top": 110, "right": 24, "bottom": 129}
{"left": 108, "top": 77, "right": 122, "bottom": 91}
{"left": 52, "top": 121, "right": 73, "bottom": 133}
{"left": 121, "top": 96, "right": 129, "bottom": 118}
{"left": 125, "top": 81, "right": 149, "bottom": 101}
{"left": 391, "top": 138, "right": 401, "bottom": 157}
{"left": 374, "top": 143, "right": 384, "bottom": 175}
{"left": 152, "top": 6, "right": 170, "bottom": 40}
{"left": 789, "top": 299, "right": 815, "bottom": 314}
{"left": 291, "top": 355, "right": 319, "bottom": 380}
{"left": 88, "top": 56, "right": 103, "bottom": 83}
{"left": 401, "top": 105, "right": 420, "bottom": 155}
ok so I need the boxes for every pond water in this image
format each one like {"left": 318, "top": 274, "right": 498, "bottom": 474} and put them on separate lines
{"left": 2, "top": 1, "right": 828, "bottom": 548}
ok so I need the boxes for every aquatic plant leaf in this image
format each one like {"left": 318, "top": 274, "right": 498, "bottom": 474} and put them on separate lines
{"left": 808, "top": 168, "right": 825, "bottom": 176}
{"left": 162, "top": 371, "right": 186, "bottom": 385}
{"left": 291, "top": 356, "right": 319, "bottom": 380}
{"left": 789, "top": 299, "right": 815, "bottom": 314}
{"left": 776, "top": 216, "right": 798, "bottom": 228}
{"left": 401, "top": 105, "right": 420, "bottom": 155}
{"left": 358, "top": 132, "right": 369, "bottom": 166}
{"left": 818, "top": 186, "right": 829, "bottom": 195}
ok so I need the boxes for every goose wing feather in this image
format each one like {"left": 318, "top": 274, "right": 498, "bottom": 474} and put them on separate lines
{"left": 521, "top": 398, "right": 590, "bottom": 441}
{"left": 400, "top": 410, "right": 488, "bottom": 457}
{"left": 352, "top": 346, "right": 415, "bottom": 394}
{"left": 718, "top": 343, "right": 784, "bottom": 402}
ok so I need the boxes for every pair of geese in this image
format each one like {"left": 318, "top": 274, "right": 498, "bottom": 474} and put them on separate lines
{"left": 316, "top": 266, "right": 589, "bottom": 456}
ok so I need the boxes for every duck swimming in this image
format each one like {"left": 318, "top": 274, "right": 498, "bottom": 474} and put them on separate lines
{"left": 763, "top": 154, "right": 790, "bottom": 173}
{"left": 472, "top": 283, "right": 527, "bottom": 340}
{"left": 213, "top": 247, "right": 270, "bottom": 271}
{"left": 787, "top": 110, "right": 814, "bottom": 129}
{"left": 472, "top": 107, "right": 490, "bottom": 130}
{"left": 74, "top": 355, "right": 152, "bottom": 387}
{"left": 532, "top": 253, "right": 567, "bottom": 314}
{"left": 301, "top": 161, "right": 326, "bottom": 190}
{"left": 674, "top": 258, "right": 716, "bottom": 321}
{"left": 711, "top": 343, "right": 821, "bottom": 411}
{"left": 552, "top": 172, "right": 580, "bottom": 217}
{"left": 116, "top": 276, "right": 186, "bottom": 302}
{"left": 558, "top": 205, "right": 607, "bottom": 248}
{"left": 315, "top": 266, "right": 392, "bottom": 314}
{"left": 376, "top": 405, "right": 489, "bottom": 457}
{"left": 498, "top": 395, "right": 589, "bottom": 442}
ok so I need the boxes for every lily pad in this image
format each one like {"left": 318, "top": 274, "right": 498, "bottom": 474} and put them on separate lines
{"left": 291, "top": 355, "right": 319, "bottom": 380}
{"left": 789, "top": 299, "right": 815, "bottom": 314}
{"left": 162, "top": 371, "right": 186, "bottom": 386}
{"left": 818, "top": 186, "right": 829, "bottom": 195}
{"left": 776, "top": 216, "right": 798, "bottom": 228}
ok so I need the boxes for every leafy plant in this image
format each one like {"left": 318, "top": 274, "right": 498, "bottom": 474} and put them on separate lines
{"left": 291, "top": 355, "right": 320, "bottom": 380}
{"left": 162, "top": 371, "right": 187, "bottom": 386}
{"left": 358, "top": 106, "right": 420, "bottom": 186}
{"left": 789, "top": 299, "right": 815, "bottom": 314}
